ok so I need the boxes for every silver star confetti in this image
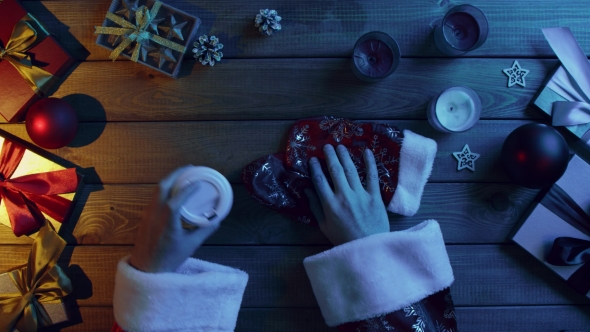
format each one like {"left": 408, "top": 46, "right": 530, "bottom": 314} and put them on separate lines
{"left": 148, "top": 46, "right": 177, "bottom": 69}
{"left": 160, "top": 14, "right": 187, "bottom": 41}
{"left": 503, "top": 60, "right": 529, "bottom": 88}
{"left": 453, "top": 144, "right": 480, "bottom": 171}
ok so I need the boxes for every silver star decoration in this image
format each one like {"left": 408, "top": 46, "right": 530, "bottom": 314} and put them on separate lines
{"left": 160, "top": 14, "right": 187, "bottom": 41}
{"left": 108, "top": 31, "right": 131, "bottom": 47}
{"left": 115, "top": 0, "right": 139, "bottom": 22}
{"left": 148, "top": 46, "right": 177, "bottom": 69}
{"left": 503, "top": 60, "right": 529, "bottom": 88}
{"left": 148, "top": 17, "right": 165, "bottom": 35}
{"left": 138, "top": 39, "right": 157, "bottom": 62}
{"left": 453, "top": 144, "right": 480, "bottom": 172}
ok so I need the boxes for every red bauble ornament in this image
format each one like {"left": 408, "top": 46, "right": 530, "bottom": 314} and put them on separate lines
{"left": 501, "top": 123, "right": 569, "bottom": 189}
{"left": 26, "top": 98, "right": 78, "bottom": 149}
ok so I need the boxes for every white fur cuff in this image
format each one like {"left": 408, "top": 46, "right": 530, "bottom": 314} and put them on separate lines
{"left": 388, "top": 130, "right": 437, "bottom": 216}
{"left": 113, "top": 256, "right": 248, "bottom": 332}
{"left": 303, "top": 220, "right": 454, "bottom": 327}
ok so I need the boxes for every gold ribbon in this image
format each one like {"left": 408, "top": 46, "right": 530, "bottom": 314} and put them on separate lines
{"left": 0, "top": 14, "right": 58, "bottom": 96}
{"left": 0, "top": 222, "right": 72, "bottom": 331}
{"left": 94, "top": 1, "right": 186, "bottom": 62}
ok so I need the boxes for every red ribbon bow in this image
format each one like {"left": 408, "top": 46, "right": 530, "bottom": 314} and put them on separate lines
{"left": 0, "top": 139, "right": 78, "bottom": 236}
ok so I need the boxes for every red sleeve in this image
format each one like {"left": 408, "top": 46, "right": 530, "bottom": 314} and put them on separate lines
{"left": 111, "top": 322, "right": 125, "bottom": 332}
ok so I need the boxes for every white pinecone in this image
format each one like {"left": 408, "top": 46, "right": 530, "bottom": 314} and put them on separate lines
{"left": 192, "top": 35, "right": 224, "bottom": 66}
{"left": 255, "top": 9, "right": 282, "bottom": 36}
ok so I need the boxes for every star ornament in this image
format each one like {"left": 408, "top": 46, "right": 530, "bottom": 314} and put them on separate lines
{"left": 503, "top": 60, "right": 529, "bottom": 88}
{"left": 160, "top": 14, "right": 188, "bottom": 41}
{"left": 138, "top": 39, "right": 157, "bottom": 62}
{"left": 148, "top": 46, "right": 177, "bottom": 69}
{"left": 148, "top": 17, "right": 165, "bottom": 35}
{"left": 453, "top": 144, "right": 480, "bottom": 172}
{"left": 115, "top": 0, "right": 139, "bottom": 22}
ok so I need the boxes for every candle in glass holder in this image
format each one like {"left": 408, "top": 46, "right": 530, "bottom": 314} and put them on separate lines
{"left": 427, "top": 86, "right": 481, "bottom": 133}
{"left": 351, "top": 31, "right": 401, "bottom": 82}
{"left": 433, "top": 5, "right": 489, "bottom": 56}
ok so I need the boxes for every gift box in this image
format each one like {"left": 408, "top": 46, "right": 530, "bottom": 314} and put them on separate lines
{"left": 0, "top": 222, "right": 72, "bottom": 331}
{"left": 95, "top": 0, "right": 201, "bottom": 78}
{"left": 510, "top": 155, "right": 590, "bottom": 298}
{"left": 0, "top": 134, "right": 83, "bottom": 238}
{"left": 530, "top": 27, "right": 590, "bottom": 151}
{"left": 0, "top": 274, "right": 69, "bottom": 331}
{"left": 0, "top": 0, "right": 75, "bottom": 122}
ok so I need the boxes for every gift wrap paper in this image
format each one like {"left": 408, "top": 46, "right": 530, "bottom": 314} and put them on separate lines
{"left": 532, "top": 63, "right": 590, "bottom": 144}
{"left": 531, "top": 28, "right": 590, "bottom": 152}
{"left": 0, "top": 136, "right": 77, "bottom": 238}
{"left": 511, "top": 155, "right": 590, "bottom": 298}
{"left": 242, "top": 117, "right": 405, "bottom": 226}
{"left": 0, "top": 0, "right": 75, "bottom": 122}
{"left": 0, "top": 272, "right": 69, "bottom": 332}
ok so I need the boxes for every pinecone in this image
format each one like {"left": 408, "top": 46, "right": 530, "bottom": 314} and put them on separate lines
{"left": 192, "top": 35, "right": 224, "bottom": 66}
{"left": 255, "top": 9, "right": 282, "bottom": 36}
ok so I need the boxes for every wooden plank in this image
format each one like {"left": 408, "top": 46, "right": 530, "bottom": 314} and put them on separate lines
{"left": 0, "top": 183, "right": 538, "bottom": 245}
{"left": 57, "top": 307, "right": 116, "bottom": 332}
{"left": 43, "top": 59, "right": 552, "bottom": 122}
{"left": 57, "top": 306, "right": 590, "bottom": 332}
{"left": 456, "top": 306, "right": 590, "bottom": 332}
{"left": 2, "top": 245, "right": 588, "bottom": 307}
{"left": 0, "top": 120, "right": 531, "bottom": 184}
{"left": 22, "top": 0, "right": 590, "bottom": 60}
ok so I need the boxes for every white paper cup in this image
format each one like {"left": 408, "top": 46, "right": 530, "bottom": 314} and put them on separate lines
{"left": 171, "top": 166, "right": 233, "bottom": 227}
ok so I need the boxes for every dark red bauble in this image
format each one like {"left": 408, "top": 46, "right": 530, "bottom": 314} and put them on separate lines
{"left": 26, "top": 98, "right": 78, "bottom": 149}
{"left": 501, "top": 123, "right": 569, "bottom": 189}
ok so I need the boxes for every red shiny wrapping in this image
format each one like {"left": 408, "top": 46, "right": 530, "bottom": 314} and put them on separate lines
{"left": 0, "top": 0, "right": 75, "bottom": 122}
{"left": 337, "top": 288, "right": 458, "bottom": 332}
{"left": 242, "top": 116, "right": 404, "bottom": 226}
{"left": 0, "top": 139, "right": 79, "bottom": 237}
{"left": 111, "top": 322, "right": 125, "bottom": 332}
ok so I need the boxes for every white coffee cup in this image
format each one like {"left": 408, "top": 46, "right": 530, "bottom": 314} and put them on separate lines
{"left": 171, "top": 166, "right": 233, "bottom": 227}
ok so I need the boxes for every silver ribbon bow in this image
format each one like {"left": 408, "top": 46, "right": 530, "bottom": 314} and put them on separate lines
{"left": 543, "top": 28, "right": 590, "bottom": 127}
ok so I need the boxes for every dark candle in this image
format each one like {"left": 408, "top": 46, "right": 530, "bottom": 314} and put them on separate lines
{"left": 351, "top": 31, "right": 400, "bottom": 82}
{"left": 442, "top": 12, "right": 480, "bottom": 51}
{"left": 354, "top": 39, "right": 394, "bottom": 78}
{"left": 434, "top": 5, "right": 488, "bottom": 56}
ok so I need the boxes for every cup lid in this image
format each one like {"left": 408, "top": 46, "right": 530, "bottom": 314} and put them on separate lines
{"left": 172, "top": 166, "right": 233, "bottom": 227}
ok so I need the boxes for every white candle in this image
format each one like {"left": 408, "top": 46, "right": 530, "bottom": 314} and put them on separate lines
{"left": 427, "top": 86, "right": 481, "bottom": 133}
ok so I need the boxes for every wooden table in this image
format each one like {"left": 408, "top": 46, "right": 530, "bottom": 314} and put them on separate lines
{"left": 2, "top": 1, "right": 590, "bottom": 331}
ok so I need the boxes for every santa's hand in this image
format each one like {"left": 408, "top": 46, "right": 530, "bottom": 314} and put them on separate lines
{"left": 129, "top": 166, "right": 220, "bottom": 273}
{"left": 306, "top": 144, "right": 390, "bottom": 246}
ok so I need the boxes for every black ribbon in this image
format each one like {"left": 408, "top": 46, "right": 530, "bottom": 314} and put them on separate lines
{"left": 541, "top": 184, "right": 590, "bottom": 294}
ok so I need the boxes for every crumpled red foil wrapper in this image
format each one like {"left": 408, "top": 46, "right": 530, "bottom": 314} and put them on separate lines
{"left": 242, "top": 116, "right": 404, "bottom": 226}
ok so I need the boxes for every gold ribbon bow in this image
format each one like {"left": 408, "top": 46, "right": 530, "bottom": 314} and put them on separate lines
{"left": 0, "top": 14, "right": 58, "bottom": 96}
{"left": 0, "top": 222, "right": 72, "bottom": 331}
{"left": 95, "top": 1, "right": 186, "bottom": 62}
